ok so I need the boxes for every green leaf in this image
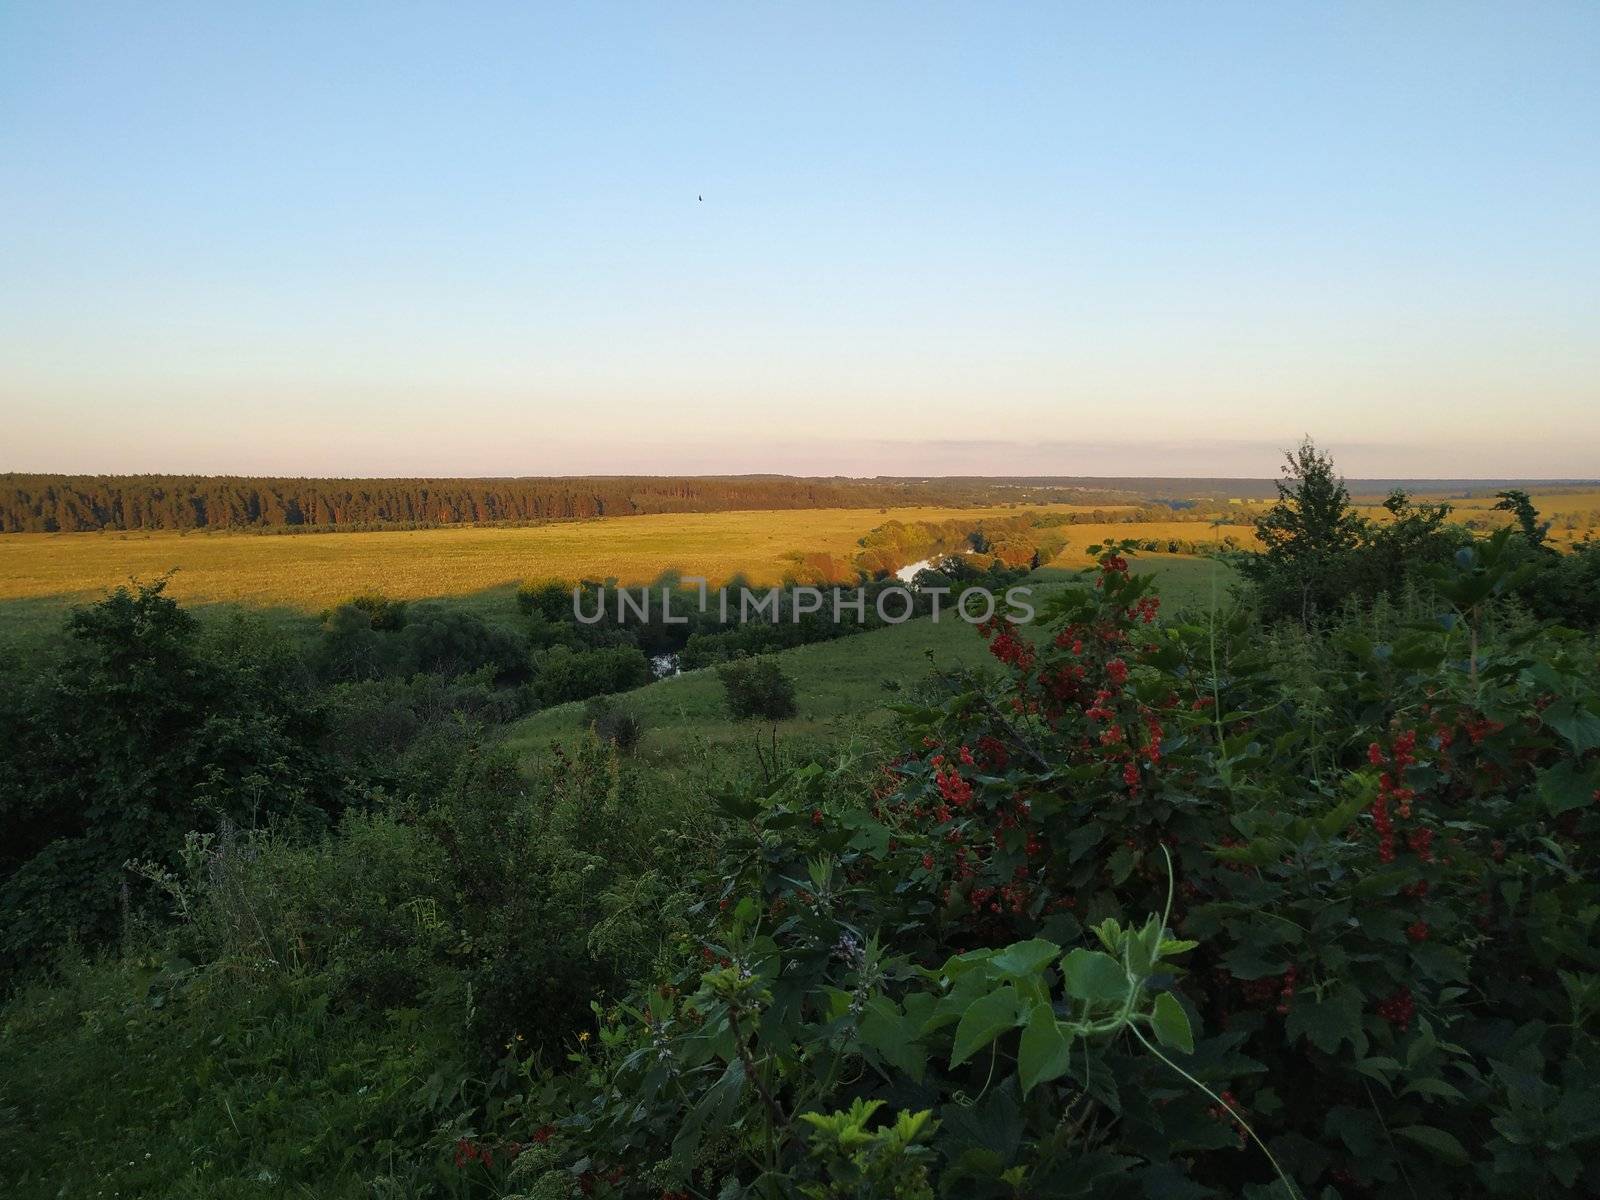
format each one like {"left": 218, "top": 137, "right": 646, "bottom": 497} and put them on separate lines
{"left": 1150, "top": 992, "right": 1194, "bottom": 1054}
{"left": 1108, "top": 843, "right": 1139, "bottom": 884}
{"left": 1211, "top": 837, "right": 1280, "bottom": 867}
{"left": 989, "top": 939, "right": 1061, "bottom": 980}
{"left": 1285, "top": 986, "right": 1366, "bottom": 1055}
{"left": 1353, "top": 1055, "right": 1401, "bottom": 1085}
{"left": 1397, "top": 1124, "right": 1470, "bottom": 1166}
{"left": 1545, "top": 700, "right": 1600, "bottom": 753}
{"left": 1538, "top": 760, "right": 1600, "bottom": 817}
{"left": 1017, "top": 1003, "right": 1074, "bottom": 1095}
{"left": 1318, "top": 783, "right": 1374, "bottom": 838}
{"left": 949, "top": 985, "right": 1023, "bottom": 1068}
{"left": 1403, "top": 1077, "right": 1466, "bottom": 1101}
{"left": 859, "top": 997, "right": 926, "bottom": 1083}
{"left": 1061, "top": 949, "right": 1129, "bottom": 1005}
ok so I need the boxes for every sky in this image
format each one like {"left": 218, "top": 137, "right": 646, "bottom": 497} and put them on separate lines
{"left": 2, "top": 2, "right": 1598, "bottom": 479}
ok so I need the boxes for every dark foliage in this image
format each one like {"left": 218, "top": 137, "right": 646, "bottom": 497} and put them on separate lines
{"left": 1242, "top": 440, "right": 1471, "bottom": 624}
{"left": 716, "top": 655, "right": 799, "bottom": 720}
{"left": 0, "top": 581, "right": 346, "bottom": 982}
{"left": 583, "top": 696, "right": 646, "bottom": 754}
{"left": 0, "top": 474, "right": 1106, "bottom": 533}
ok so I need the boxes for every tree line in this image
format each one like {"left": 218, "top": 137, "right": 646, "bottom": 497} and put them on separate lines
{"left": 0, "top": 474, "right": 1121, "bottom": 533}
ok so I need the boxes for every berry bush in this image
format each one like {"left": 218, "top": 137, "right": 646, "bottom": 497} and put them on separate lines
{"left": 501, "top": 544, "right": 1599, "bottom": 1199}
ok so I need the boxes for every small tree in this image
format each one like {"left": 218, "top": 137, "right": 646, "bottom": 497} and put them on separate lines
{"left": 1244, "top": 437, "right": 1366, "bottom": 624}
{"left": 716, "top": 656, "right": 798, "bottom": 720}
{"left": 1493, "top": 489, "right": 1553, "bottom": 551}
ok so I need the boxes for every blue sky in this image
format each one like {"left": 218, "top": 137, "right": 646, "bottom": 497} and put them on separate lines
{"left": 2, "top": 2, "right": 1597, "bottom": 477}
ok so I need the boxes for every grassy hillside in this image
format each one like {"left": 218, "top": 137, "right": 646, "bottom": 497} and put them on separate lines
{"left": 504, "top": 555, "right": 1232, "bottom": 765}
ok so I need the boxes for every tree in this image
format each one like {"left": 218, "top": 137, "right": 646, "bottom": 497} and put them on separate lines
{"left": 0, "top": 581, "right": 344, "bottom": 980}
{"left": 1243, "top": 438, "right": 1366, "bottom": 624}
{"left": 1493, "top": 489, "right": 1553, "bottom": 551}
{"left": 716, "top": 656, "right": 799, "bottom": 720}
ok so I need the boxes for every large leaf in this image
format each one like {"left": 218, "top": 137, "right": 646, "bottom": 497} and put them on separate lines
{"left": 1150, "top": 992, "right": 1194, "bottom": 1054}
{"left": 1545, "top": 700, "right": 1600, "bottom": 753}
{"left": 1285, "top": 985, "right": 1365, "bottom": 1055}
{"left": 859, "top": 997, "right": 926, "bottom": 1082}
{"left": 1017, "top": 1003, "right": 1074, "bottom": 1095}
{"left": 1061, "top": 949, "right": 1129, "bottom": 1006}
{"left": 950, "top": 985, "right": 1023, "bottom": 1068}
{"left": 1538, "top": 759, "right": 1600, "bottom": 817}
{"left": 1397, "top": 1124, "right": 1470, "bottom": 1166}
{"left": 990, "top": 939, "right": 1061, "bottom": 980}
{"left": 671, "top": 1058, "right": 746, "bottom": 1166}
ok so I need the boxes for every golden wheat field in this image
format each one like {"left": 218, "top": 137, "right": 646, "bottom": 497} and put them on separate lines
{"left": 0, "top": 503, "right": 1143, "bottom": 612}
{"left": 1043, "top": 521, "right": 1260, "bottom": 561}
{"left": 1346, "top": 489, "right": 1600, "bottom": 545}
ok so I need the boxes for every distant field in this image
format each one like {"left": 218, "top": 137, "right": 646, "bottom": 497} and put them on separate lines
{"left": 3, "top": 484, "right": 1588, "bottom": 650}
{"left": 504, "top": 555, "right": 1233, "bottom": 767}
{"left": 0, "top": 503, "right": 1127, "bottom": 611}
{"left": 1040, "top": 520, "right": 1259, "bottom": 560}
{"left": 1221, "top": 489, "right": 1600, "bottom": 546}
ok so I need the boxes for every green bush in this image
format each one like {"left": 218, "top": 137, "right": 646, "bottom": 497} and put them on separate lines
{"left": 525, "top": 543, "right": 1599, "bottom": 1198}
{"left": 517, "top": 578, "right": 573, "bottom": 623}
{"left": 399, "top": 607, "right": 531, "bottom": 682}
{"left": 345, "top": 590, "right": 410, "bottom": 631}
{"left": 532, "top": 644, "right": 652, "bottom": 706}
{"left": 0, "top": 734, "right": 702, "bottom": 1197}
{"left": 583, "top": 695, "right": 645, "bottom": 754}
{"left": 716, "top": 655, "right": 799, "bottom": 720}
{"left": 0, "top": 581, "right": 345, "bottom": 984}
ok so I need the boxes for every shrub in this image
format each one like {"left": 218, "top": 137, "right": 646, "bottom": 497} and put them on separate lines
{"left": 517, "top": 578, "right": 572, "bottom": 622}
{"left": 526, "top": 542, "right": 1599, "bottom": 1198}
{"left": 398, "top": 607, "right": 531, "bottom": 681}
{"left": 0, "top": 581, "right": 344, "bottom": 983}
{"left": 716, "top": 655, "right": 798, "bottom": 720}
{"left": 1241, "top": 439, "right": 1467, "bottom": 624}
{"left": 532, "top": 644, "right": 652, "bottom": 706}
{"left": 344, "top": 590, "right": 409, "bottom": 630}
{"left": 314, "top": 600, "right": 401, "bottom": 680}
{"left": 583, "top": 695, "right": 645, "bottom": 754}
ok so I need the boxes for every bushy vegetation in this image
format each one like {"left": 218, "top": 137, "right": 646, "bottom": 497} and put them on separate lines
{"left": 0, "top": 736, "right": 695, "bottom": 1197}
{"left": 3, "top": 450, "right": 1599, "bottom": 1198}
{"left": 0, "top": 580, "right": 345, "bottom": 981}
{"left": 499, "top": 543, "right": 1598, "bottom": 1198}
{"left": 583, "top": 696, "right": 646, "bottom": 755}
{"left": 1239, "top": 439, "right": 1469, "bottom": 624}
{"left": 716, "top": 656, "right": 800, "bottom": 721}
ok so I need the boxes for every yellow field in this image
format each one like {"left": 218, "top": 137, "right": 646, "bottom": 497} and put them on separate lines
{"left": 1347, "top": 488, "right": 1600, "bottom": 546}
{"left": 1044, "top": 521, "right": 1261, "bottom": 562}
{"left": 0, "top": 503, "right": 1132, "bottom": 612}
{"left": 2, "top": 487, "right": 1586, "bottom": 629}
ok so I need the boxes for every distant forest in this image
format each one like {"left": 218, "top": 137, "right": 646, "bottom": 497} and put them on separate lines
{"left": 0, "top": 474, "right": 1129, "bottom": 534}
{"left": 5, "top": 473, "right": 1588, "bottom": 534}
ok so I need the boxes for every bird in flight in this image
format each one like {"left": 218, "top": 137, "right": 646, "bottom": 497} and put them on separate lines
{"left": 698, "top": 194, "right": 703, "bottom": 201}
